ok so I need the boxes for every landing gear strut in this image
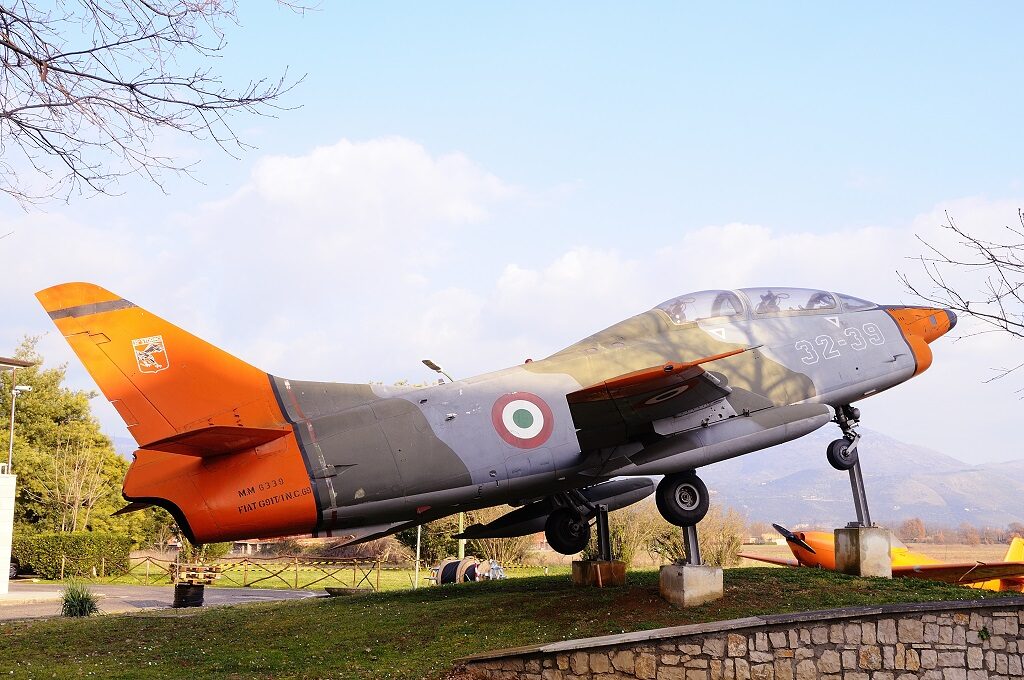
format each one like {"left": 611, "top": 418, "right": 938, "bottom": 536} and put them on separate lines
{"left": 829, "top": 404, "right": 872, "bottom": 527}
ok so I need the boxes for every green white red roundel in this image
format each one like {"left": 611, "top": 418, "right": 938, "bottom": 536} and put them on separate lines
{"left": 491, "top": 392, "right": 554, "bottom": 449}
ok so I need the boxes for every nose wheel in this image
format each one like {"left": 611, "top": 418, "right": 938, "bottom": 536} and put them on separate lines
{"left": 827, "top": 404, "right": 861, "bottom": 471}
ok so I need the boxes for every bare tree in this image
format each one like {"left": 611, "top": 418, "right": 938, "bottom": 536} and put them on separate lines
{"left": 31, "top": 435, "right": 109, "bottom": 532}
{"left": 0, "top": 1, "right": 304, "bottom": 203}
{"left": 901, "top": 210, "right": 1024, "bottom": 380}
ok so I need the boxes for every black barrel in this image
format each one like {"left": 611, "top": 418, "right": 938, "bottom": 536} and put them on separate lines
{"left": 173, "top": 583, "right": 205, "bottom": 608}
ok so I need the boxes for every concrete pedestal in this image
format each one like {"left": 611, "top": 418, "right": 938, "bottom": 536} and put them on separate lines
{"left": 835, "top": 526, "right": 892, "bottom": 578}
{"left": 659, "top": 564, "right": 723, "bottom": 608}
{"left": 0, "top": 475, "right": 15, "bottom": 595}
{"left": 572, "top": 560, "right": 626, "bottom": 587}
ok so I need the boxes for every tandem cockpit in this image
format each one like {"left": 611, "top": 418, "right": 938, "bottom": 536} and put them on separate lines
{"left": 655, "top": 287, "right": 877, "bottom": 325}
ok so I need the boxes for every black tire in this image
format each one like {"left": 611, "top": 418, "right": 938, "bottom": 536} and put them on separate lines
{"left": 544, "top": 508, "right": 591, "bottom": 555}
{"left": 656, "top": 472, "right": 710, "bottom": 527}
{"left": 827, "top": 438, "right": 858, "bottom": 471}
{"left": 8, "top": 559, "right": 17, "bottom": 580}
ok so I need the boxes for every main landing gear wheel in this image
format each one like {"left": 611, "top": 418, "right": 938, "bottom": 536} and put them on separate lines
{"left": 544, "top": 507, "right": 591, "bottom": 555}
{"left": 827, "top": 438, "right": 859, "bottom": 471}
{"left": 655, "top": 472, "right": 710, "bottom": 527}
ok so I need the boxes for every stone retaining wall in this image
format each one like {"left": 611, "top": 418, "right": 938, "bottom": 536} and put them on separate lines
{"left": 460, "top": 597, "right": 1024, "bottom": 679}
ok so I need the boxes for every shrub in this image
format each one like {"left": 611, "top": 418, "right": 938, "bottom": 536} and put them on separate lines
{"left": 650, "top": 506, "right": 746, "bottom": 568}
{"left": 61, "top": 580, "right": 100, "bottom": 617}
{"left": 177, "top": 540, "right": 231, "bottom": 564}
{"left": 11, "top": 532, "right": 131, "bottom": 579}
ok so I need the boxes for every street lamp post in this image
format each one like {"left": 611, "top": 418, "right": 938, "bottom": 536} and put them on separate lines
{"left": 6, "top": 385, "right": 31, "bottom": 473}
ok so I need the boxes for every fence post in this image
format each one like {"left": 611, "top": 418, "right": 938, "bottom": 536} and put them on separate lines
{"left": 145, "top": 558, "right": 150, "bottom": 584}
{"left": 101, "top": 557, "right": 105, "bottom": 578}
{"left": 293, "top": 556, "right": 299, "bottom": 589}
{"left": 243, "top": 560, "right": 249, "bottom": 587}
{"left": 60, "top": 555, "right": 66, "bottom": 580}
{"left": 376, "top": 560, "right": 381, "bottom": 592}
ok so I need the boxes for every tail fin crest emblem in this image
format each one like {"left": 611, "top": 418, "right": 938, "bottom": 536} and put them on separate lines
{"left": 132, "top": 335, "right": 170, "bottom": 374}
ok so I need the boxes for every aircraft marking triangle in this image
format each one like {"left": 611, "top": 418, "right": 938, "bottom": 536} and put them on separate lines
{"left": 826, "top": 316, "right": 841, "bottom": 328}
{"left": 710, "top": 328, "right": 727, "bottom": 340}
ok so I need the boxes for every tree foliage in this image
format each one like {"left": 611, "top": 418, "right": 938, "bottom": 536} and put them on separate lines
{"left": 650, "top": 505, "right": 747, "bottom": 568}
{"left": 0, "top": 1, "right": 303, "bottom": 204}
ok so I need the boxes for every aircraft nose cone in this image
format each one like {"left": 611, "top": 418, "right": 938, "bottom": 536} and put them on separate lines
{"left": 885, "top": 306, "right": 956, "bottom": 344}
{"left": 945, "top": 308, "right": 957, "bottom": 331}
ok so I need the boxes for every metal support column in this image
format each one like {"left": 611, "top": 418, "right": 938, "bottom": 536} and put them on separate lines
{"left": 595, "top": 504, "right": 612, "bottom": 561}
{"left": 847, "top": 460, "right": 872, "bottom": 527}
{"left": 682, "top": 524, "right": 702, "bottom": 566}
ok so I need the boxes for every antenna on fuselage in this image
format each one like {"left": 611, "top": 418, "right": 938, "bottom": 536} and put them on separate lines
{"left": 422, "top": 359, "right": 454, "bottom": 383}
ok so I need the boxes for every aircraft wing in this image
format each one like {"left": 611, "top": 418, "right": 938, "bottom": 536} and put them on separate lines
{"left": 567, "top": 347, "right": 756, "bottom": 450}
{"left": 736, "top": 552, "right": 800, "bottom": 568}
{"left": 894, "top": 561, "right": 1024, "bottom": 584}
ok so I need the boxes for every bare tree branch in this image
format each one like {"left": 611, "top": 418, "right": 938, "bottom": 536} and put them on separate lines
{"left": 0, "top": 1, "right": 307, "bottom": 205}
{"left": 900, "top": 208, "right": 1024, "bottom": 379}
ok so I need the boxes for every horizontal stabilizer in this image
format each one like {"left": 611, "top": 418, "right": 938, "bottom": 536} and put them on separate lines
{"left": 894, "top": 561, "right": 1024, "bottom": 585}
{"left": 141, "top": 426, "right": 291, "bottom": 457}
{"left": 111, "top": 501, "right": 153, "bottom": 516}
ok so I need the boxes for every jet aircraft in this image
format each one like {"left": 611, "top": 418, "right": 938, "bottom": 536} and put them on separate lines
{"left": 740, "top": 525, "right": 1024, "bottom": 592}
{"left": 37, "top": 283, "right": 954, "bottom": 554}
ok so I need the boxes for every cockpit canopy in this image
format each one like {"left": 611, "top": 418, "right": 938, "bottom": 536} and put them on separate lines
{"left": 655, "top": 288, "right": 876, "bottom": 324}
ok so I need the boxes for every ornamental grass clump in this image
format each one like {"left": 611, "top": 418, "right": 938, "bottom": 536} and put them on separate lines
{"left": 61, "top": 580, "right": 100, "bottom": 617}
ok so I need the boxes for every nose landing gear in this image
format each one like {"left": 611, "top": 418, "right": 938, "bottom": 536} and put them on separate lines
{"left": 829, "top": 404, "right": 872, "bottom": 527}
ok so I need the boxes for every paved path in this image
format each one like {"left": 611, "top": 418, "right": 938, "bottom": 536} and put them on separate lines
{"left": 0, "top": 581, "right": 318, "bottom": 620}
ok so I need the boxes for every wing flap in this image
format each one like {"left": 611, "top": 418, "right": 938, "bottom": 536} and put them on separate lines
{"left": 567, "top": 346, "right": 758, "bottom": 450}
{"left": 894, "top": 561, "right": 1024, "bottom": 584}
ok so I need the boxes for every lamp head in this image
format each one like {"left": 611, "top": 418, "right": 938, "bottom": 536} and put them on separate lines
{"left": 13, "top": 385, "right": 31, "bottom": 394}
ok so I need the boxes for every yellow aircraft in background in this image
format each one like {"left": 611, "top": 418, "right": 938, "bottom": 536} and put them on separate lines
{"left": 739, "top": 524, "right": 1024, "bottom": 592}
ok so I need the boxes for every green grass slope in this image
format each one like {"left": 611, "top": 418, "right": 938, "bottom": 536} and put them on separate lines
{"left": 0, "top": 568, "right": 1017, "bottom": 680}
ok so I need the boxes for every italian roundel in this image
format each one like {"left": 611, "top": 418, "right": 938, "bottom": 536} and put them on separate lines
{"left": 491, "top": 392, "right": 554, "bottom": 449}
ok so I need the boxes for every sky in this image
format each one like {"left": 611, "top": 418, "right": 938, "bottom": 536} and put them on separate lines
{"left": 2, "top": 3, "right": 1023, "bottom": 463}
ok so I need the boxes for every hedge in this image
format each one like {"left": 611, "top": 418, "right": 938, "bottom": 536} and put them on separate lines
{"left": 11, "top": 532, "right": 132, "bottom": 579}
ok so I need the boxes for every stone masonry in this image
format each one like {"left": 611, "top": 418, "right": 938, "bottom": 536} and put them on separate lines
{"left": 459, "top": 596, "right": 1024, "bottom": 679}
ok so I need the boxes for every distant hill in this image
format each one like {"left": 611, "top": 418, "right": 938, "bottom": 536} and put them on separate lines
{"left": 699, "top": 427, "right": 1024, "bottom": 529}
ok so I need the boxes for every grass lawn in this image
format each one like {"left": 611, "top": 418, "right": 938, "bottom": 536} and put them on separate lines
{"left": 0, "top": 568, "right": 1017, "bottom": 680}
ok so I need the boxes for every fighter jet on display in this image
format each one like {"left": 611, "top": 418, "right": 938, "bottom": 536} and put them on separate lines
{"left": 739, "top": 525, "right": 1024, "bottom": 592}
{"left": 37, "top": 283, "right": 954, "bottom": 554}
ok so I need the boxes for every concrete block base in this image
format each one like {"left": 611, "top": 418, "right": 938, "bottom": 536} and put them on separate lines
{"left": 571, "top": 560, "right": 626, "bottom": 587}
{"left": 659, "top": 564, "right": 723, "bottom": 607}
{"left": 835, "top": 526, "right": 892, "bottom": 578}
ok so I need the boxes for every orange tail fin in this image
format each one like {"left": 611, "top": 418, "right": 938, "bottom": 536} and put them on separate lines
{"left": 1004, "top": 537, "right": 1024, "bottom": 563}
{"left": 36, "top": 282, "right": 286, "bottom": 447}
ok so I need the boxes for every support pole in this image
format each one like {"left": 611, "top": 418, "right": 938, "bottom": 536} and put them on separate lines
{"left": 414, "top": 525, "right": 421, "bottom": 590}
{"left": 457, "top": 512, "right": 465, "bottom": 559}
{"left": 847, "top": 460, "right": 872, "bottom": 527}
{"left": 683, "top": 524, "right": 702, "bottom": 566}
{"left": 595, "top": 504, "right": 611, "bottom": 562}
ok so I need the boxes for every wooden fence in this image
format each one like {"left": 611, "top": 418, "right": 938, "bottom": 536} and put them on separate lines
{"left": 122, "top": 555, "right": 400, "bottom": 591}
